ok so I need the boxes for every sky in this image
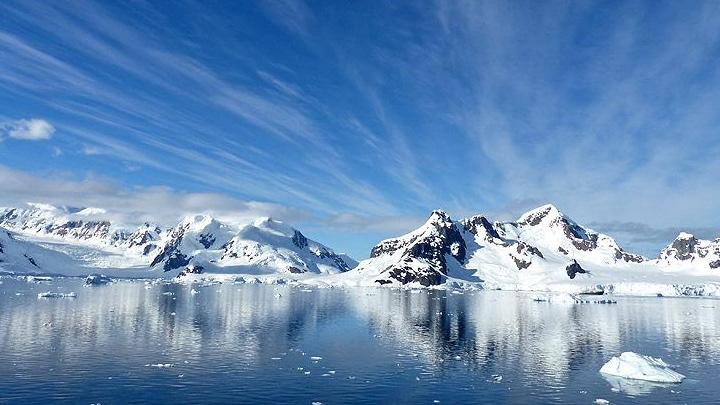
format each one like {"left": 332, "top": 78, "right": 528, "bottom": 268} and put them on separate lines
{"left": 1, "top": 0, "right": 720, "bottom": 259}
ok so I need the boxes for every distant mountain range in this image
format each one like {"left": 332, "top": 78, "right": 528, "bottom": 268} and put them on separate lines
{"left": 1, "top": 203, "right": 719, "bottom": 294}
{"left": 0, "top": 204, "right": 355, "bottom": 278}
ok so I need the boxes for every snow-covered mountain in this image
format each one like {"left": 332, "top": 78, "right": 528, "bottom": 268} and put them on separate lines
{"left": 0, "top": 204, "right": 356, "bottom": 278}
{"left": 0, "top": 227, "right": 78, "bottom": 274}
{"left": 341, "top": 204, "right": 720, "bottom": 292}
{"left": 2, "top": 202, "right": 720, "bottom": 296}
{"left": 658, "top": 232, "right": 720, "bottom": 270}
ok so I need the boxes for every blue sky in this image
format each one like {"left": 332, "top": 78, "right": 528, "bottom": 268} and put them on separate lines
{"left": 1, "top": 0, "right": 720, "bottom": 259}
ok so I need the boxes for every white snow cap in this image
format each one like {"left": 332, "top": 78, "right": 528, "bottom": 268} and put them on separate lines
{"left": 675, "top": 232, "right": 695, "bottom": 240}
{"left": 517, "top": 203, "right": 564, "bottom": 223}
{"left": 599, "top": 352, "right": 685, "bottom": 383}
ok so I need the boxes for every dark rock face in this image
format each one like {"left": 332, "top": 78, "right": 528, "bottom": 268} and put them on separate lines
{"left": 24, "top": 254, "right": 39, "bottom": 267}
{"left": 566, "top": 260, "right": 587, "bottom": 279}
{"left": 176, "top": 265, "right": 204, "bottom": 278}
{"left": 44, "top": 220, "right": 112, "bottom": 241}
{"left": 558, "top": 246, "right": 568, "bottom": 255}
{"left": 198, "top": 233, "right": 216, "bottom": 249}
{"left": 670, "top": 235, "right": 698, "bottom": 260}
{"left": 512, "top": 255, "right": 532, "bottom": 270}
{"left": 150, "top": 225, "right": 191, "bottom": 271}
{"left": 462, "top": 215, "right": 501, "bottom": 241}
{"left": 710, "top": 260, "right": 720, "bottom": 269}
{"left": 516, "top": 241, "right": 543, "bottom": 258}
{"left": 518, "top": 206, "right": 552, "bottom": 226}
{"left": 377, "top": 261, "right": 444, "bottom": 287}
{"left": 312, "top": 246, "right": 351, "bottom": 272}
{"left": 614, "top": 248, "right": 644, "bottom": 263}
{"left": 142, "top": 244, "right": 158, "bottom": 256}
{"left": 287, "top": 266, "right": 305, "bottom": 274}
{"left": 371, "top": 211, "right": 465, "bottom": 286}
{"left": 292, "top": 230, "right": 308, "bottom": 249}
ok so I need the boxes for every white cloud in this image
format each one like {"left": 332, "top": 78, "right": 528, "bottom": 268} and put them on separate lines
{"left": 1, "top": 118, "right": 55, "bottom": 140}
{"left": 0, "top": 165, "right": 308, "bottom": 229}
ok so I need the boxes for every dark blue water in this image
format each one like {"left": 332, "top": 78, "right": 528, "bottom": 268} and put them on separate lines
{"left": 1, "top": 276, "right": 719, "bottom": 404}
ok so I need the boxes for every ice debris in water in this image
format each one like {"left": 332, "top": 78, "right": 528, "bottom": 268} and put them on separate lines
{"left": 26, "top": 276, "right": 53, "bottom": 283}
{"left": 492, "top": 374, "right": 503, "bottom": 383}
{"left": 532, "top": 293, "right": 616, "bottom": 304}
{"left": 37, "top": 292, "right": 76, "bottom": 298}
{"left": 84, "top": 274, "right": 113, "bottom": 286}
{"left": 145, "top": 363, "right": 174, "bottom": 368}
{"left": 190, "top": 289, "right": 199, "bottom": 295}
{"left": 600, "top": 352, "right": 685, "bottom": 383}
{"left": 594, "top": 399, "right": 609, "bottom": 405}
{"left": 310, "top": 356, "right": 322, "bottom": 361}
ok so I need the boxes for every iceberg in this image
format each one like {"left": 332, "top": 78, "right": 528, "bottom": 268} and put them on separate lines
{"left": 84, "top": 274, "right": 113, "bottom": 286}
{"left": 600, "top": 352, "right": 685, "bottom": 383}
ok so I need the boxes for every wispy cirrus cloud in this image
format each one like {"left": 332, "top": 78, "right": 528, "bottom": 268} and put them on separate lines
{"left": 1, "top": 1, "right": 720, "bottom": 259}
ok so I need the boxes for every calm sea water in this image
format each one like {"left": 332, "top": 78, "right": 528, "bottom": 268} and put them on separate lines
{"left": 1, "top": 276, "right": 719, "bottom": 404}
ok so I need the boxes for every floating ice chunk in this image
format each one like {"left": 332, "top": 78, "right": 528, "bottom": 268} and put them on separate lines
{"left": 594, "top": 399, "right": 609, "bottom": 405}
{"left": 145, "top": 363, "right": 174, "bottom": 368}
{"left": 26, "top": 276, "right": 53, "bottom": 283}
{"left": 312, "top": 402, "right": 323, "bottom": 405}
{"left": 271, "top": 357, "right": 281, "bottom": 360}
{"left": 37, "top": 292, "right": 76, "bottom": 298}
{"left": 161, "top": 291, "right": 175, "bottom": 296}
{"left": 84, "top": 274, "right": 112, "bottom": 286}
{"left": 491, "top": 374, "right": 503, "bottom": 383}
{"left": 600, "top": 352, "right": 685, "bottom": 383}
{"left": 310, "top": 356, "right": 322, "bottom": 361}
{"left": 190, "top": 289, "right": 199, "bottom": 295}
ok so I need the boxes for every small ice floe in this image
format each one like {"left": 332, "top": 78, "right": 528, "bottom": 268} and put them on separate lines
{"left": 37, "top": 292, "right": 76, "bottom": 299}
{"left": 190, "top": 288, "right": 199, "bottom": 295}
{"left": 600, "top": 352, "right": 685, "bottom": 383}
{"left": 145, "top": 363, "right": 174, "bottom": 368}
{"left": 274, "top": 293, "right": 282, "bottom": 298}
{"left": 304, "top": 371, "right": 311, "bottom": 375}
{"left": 594, "top": 399, "right": 609, "bottom": 405}
{"left": 310, "top": 356, "right": 323, "bottom": 361}
{"left": 84, "top": 274, "right": 113, "bottom": 286}
{"left": 161, "top": 291, "right": 175, "bottom": 296}
{"left": 312, "top": 402, "right": 323, "bottom": 405}
{"left": 453, "top": 355, "right": 462, "bottom": 361}
{"left": 271, "top": 357, "right": 282, "bottom": 360}
{"left": 491, "top": 374, "right": 503, "bottom": 383}
{"left": 451, "top": 290, "right": 463, "bottom": 295}
{"left": 26, "top": 276, "right": 53, "bottom": 283}
{"left": 328, "top": 370, "right": 336, "bottom": 375}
